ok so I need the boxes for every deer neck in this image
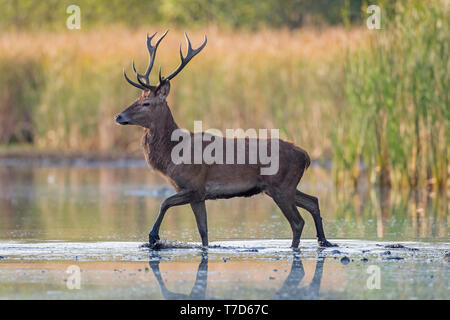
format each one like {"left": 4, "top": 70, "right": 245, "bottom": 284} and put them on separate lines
{"left": 142, "top": 109, "right": 179, "bottom": 173}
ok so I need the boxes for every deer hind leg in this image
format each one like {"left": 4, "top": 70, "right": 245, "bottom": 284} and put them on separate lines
{"left": 190, "top": 201, "right": 208, "bottom": 248}
{"left": 149, "top": 190, "right": 194, "bottom": 247}
{"left": 295, "top": 190, "right": 337, "bottom": 247}
{"left": 271, "top": 194, "right": 305, "bottom": 249}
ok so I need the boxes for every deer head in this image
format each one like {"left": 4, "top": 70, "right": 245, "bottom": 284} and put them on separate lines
{"left": 115, "top": 31, "right": 207, "bottom": 128}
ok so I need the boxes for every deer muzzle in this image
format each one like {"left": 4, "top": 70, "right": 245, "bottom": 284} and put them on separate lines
{"left": 115, "top": 113, "right": 131, "bottom": 125}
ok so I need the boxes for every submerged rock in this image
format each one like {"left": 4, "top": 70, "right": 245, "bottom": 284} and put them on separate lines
{"left": 385, "top": 244, "right": 405, "bottom": 249}
{"left": 384, "top": 256, "right": 404, "bottom": 261}
{"left": 340, "top": 256, "right": 350, "bottom": 265}
{"left": 444, "top": 253, "right": 450, "bottom": 263}
{"left": 384, "top": 244, "right": 419, "bottom": 251}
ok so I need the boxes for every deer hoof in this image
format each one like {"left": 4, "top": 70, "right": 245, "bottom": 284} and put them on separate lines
{"left": 148, "top": 239, "right": 161, "bottom": 250}
{"left": 319, "top": 239, "right": 338, "bottom": 248}
{"left": 149, "top": 234, "right": 160, "bottom": 246}
{"left": 149, "top": 241, "right": 161, "bottom": 250}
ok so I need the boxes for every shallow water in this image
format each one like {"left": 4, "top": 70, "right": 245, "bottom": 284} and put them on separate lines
{"left": 0, "top": 165, "right": 448, "bottom": 299}
{"left": 0, "top": 240, "right": 448, "bottom": 299}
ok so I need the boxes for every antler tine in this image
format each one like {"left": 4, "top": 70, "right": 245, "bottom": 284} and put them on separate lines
{"left": 140, "top": 30, "right": 168, "bottom": 84}
{"left": 158, "top": 66, "right": 163, "bottom": 84}
{"left": 131, "top": 33, "right": 155, "bottom": 84}
{"left": 163, "top": 33, "right": 207, "bottom": 82}
{"left": 123, "top": 68, "right": 148, "bottom": 91}
{"left": 124, "top": 30, "right": 168, "bottom": 91}
{"left": 184, "top": 32, "right": 192, "bottom": 50}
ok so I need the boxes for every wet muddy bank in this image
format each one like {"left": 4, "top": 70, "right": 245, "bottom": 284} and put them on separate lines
{"left": 0, "top": 240, "right": 448, "bottom": 300}
{"left": 0, "top": 239, "right": 448, "bottom": 263}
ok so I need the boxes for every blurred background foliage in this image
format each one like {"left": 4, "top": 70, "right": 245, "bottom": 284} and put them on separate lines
{"left": 0, "top": 0, "right": 367, "bottom": 30}
{"left": 0, "top": 0, "right": 448, "bottom": 189}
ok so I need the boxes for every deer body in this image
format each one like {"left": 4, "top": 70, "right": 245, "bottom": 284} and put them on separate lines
{"left": 116, "top": 31, "right": 335, "bottom": 249}
{"left": 143, "top": 124, "right": 309, "bottom": 200}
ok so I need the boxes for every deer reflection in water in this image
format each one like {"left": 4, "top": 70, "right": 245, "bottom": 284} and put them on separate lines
{"left": 273, "top": 253, "right": 324, "bottom": 300}
{"left": 149, "top": 252, "right": 209, "bottom": 300}
{"left": 149, "top": 251, "right": 325, "bottom": 300}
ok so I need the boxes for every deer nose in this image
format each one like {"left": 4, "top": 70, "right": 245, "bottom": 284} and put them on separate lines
{"left": 115, "top": 113, "right": 130, "bottom": 125}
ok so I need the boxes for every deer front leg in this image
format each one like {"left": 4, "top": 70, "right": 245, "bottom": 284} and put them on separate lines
{"left": 190, "top": 201, "right": 208, "bottom": 248}
{"left": 149, "top": 190, "right": 194, "bottom": 248}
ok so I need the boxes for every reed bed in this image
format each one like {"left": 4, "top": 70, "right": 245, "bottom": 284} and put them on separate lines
{"left": 336, "top": 0, "right": 449, "bottom": 189}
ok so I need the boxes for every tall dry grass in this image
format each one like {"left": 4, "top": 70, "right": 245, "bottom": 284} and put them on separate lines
{"left": 0, "top": 26, "right": 366, "bottom": 157}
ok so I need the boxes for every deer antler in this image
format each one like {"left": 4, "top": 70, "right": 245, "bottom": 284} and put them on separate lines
{"left": 160, "top": 33, "right": 207, "bottom": 83}
{"left": 124, "top": 30, "right": 168, "bottom": 91}
{"left": 123, "top": 31, "right": 207, "bottom": 90}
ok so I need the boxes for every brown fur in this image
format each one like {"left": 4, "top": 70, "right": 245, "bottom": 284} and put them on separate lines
{"left": 115, "top": 35, "right": 334, "bottom": 249}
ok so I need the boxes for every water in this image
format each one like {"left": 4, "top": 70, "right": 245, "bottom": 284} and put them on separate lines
{"left": 0, "top": 165, "right": 448, "bottom": 299}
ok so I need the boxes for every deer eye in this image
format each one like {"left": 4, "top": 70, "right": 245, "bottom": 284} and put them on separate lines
{"left": 142, "top": 102, "right": 150, "bottom": 107}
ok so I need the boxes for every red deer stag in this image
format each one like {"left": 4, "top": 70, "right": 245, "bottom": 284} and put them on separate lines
{"left": 115, "top": 31, "right": 336, "bottom": 249}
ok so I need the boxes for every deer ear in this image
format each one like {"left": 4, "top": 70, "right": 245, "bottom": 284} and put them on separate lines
{"left": 156, "top": 81, "right": 170, "bottom": 99}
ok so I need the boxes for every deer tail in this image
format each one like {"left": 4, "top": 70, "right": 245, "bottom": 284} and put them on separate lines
{"left": 304, "top": 151, "right": 311, "bottom": 171}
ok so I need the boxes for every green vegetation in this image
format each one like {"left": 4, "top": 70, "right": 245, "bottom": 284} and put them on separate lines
{"left": 0, "top": 1, "right": 447, "bottom": 189}
{"left": 336, "top": 0, "right": 449, "bottom": 189}
{"left": 0, "top": 0, "right": 364, "bottom": 30}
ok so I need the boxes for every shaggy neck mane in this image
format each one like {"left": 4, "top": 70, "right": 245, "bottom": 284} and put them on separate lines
{"left": 141, "top": 105, "right": 179, "bottom": 173}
